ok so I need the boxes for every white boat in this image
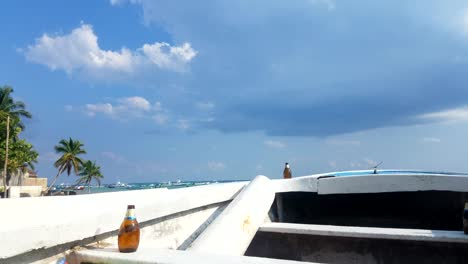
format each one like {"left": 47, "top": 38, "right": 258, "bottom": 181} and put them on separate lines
{"left": 108, "top": 181, "right": 127, "bottom": 188}
{"left": 3, "top": 170, "right": 468, "bottom": 263}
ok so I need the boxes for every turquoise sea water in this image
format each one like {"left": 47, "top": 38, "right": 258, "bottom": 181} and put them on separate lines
{"left": 53, "top": 180, "right": 239, "bottom": 195}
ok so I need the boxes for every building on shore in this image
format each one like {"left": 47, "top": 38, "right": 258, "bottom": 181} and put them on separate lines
{"left": 1, "top": 169, "right": 47, "bottom": 198}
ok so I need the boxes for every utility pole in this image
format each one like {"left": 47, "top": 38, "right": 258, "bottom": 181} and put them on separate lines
{"left": 3, "top": 115, "right": 9, "bottom": 198}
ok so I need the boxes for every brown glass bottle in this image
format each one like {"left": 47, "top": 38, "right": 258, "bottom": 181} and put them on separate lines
{"left": 283, "top": 162, "right": 292, "bottom": 179}
{"left": 118, "top": 205, "right": 140, "bottom": 253}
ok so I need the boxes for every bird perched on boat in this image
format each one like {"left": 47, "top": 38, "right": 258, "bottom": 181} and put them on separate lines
{"left": 283, "top": 162, "right": 292, "bottom": 179}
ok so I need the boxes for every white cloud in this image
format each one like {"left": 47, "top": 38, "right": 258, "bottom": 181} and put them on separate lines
{"left": 208, "top": 161, "right": 225, "bottom": 171}
{"left": 329, "top": 161, "right": 337, "bottom": 168}
{"left": 85, "top": 96, "right": 156, "bottom": 119}
{"left": 86, "top": 103, "right": 114, "bottom": 117}
{"left": 77, "top": 96, "right": 177, "bottom": 126}
{"left": 423, "top": 137, "right": 441, "bottom": 143}
{"left": 64, "top": 105, "right": 73, "bottom": 111}
{"left": 24, "top": 24, "right": 197, "bottom": 77}
{"left": 141, "top": 42, "right": 197, "bottom": 72}
{"left": 264, "top": 140, "right": 286, "bottom": 149}
{"left": 119, "top": 96, "right": 151, "bottom": 111}
{"left": 418, "top": 106, "right": 468, "bottom": 123}
{"left": 103, "top": 1, "right": 468, "bottom": 138}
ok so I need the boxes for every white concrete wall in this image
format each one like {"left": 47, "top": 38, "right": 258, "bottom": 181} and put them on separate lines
{"left": 0, "top": 182, "right": 246, "bottom": 260}
{"left": 317, "top": 174, "right": 468, "bottom": 194}
{"left": 9, "top": 186, "right": 43, "bottom": 198}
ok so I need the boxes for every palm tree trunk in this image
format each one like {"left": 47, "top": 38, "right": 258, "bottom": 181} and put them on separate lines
{"left": 2, "top": 115, "right": 9, "bottom": 198}
{"left": 46, "top": 170, "right": 62, "bottom": 195}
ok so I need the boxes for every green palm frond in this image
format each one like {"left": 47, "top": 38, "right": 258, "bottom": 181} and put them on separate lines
{"left": 0, "top": 86, "right": 32, "bottom": 129}
{"left": 48, "top": 137, "right": 89, "bottom": 190}
{"left": 76, "top": 160, "right": 104, "bottom": 190}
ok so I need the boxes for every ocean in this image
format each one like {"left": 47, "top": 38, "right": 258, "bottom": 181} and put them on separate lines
{"left": 52, "top": 180, "right": 239, "bottom": 195}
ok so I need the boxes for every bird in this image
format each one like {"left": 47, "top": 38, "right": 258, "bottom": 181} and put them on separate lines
{"left": 283, "top": 162, "right": 292, "bottom": 179}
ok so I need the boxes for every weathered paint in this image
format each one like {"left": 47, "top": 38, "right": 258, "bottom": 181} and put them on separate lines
{"left": 318, "top": 174, "right": 468, "bottom": 194}
{"left": 188, "top": 175, "right": 275, "bottom": 255}
{"left": 0, "top": 182, "right": 246, "bottom": 260}
{"left": 272, "top": 175, "right": 319, "bottom": 193}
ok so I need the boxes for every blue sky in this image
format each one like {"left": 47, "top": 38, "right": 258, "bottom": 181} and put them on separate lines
{"left": 2, "top": 0, "right": 468, "bottom": 184}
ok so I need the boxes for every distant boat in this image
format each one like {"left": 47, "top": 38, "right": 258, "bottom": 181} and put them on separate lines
{"left": 173, "top": 179, "right": 184, "bottom": 186}
{"left": 108, "top": 181, "right": 127, "bottom": 188}
{"left": 74, "top": 186, "right": 84, "bottom": 190}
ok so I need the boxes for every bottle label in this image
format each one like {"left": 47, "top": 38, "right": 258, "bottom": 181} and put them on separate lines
{"left": 126, "top": 209, "right": 136, "bottom": 220}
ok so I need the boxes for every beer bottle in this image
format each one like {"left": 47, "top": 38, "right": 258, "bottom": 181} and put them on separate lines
{"left": 283, "top": 162, "right": 292, "bottom": 179}
{"left": 118, "top": 205, "right": 140, "bottom": 252}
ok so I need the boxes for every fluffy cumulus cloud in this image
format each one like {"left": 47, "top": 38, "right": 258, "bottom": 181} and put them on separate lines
{"left": 105, "top": 0, "right": 468, "bottom": 137}
{"left": 76, "top": 94, "right": 215, "bottom": 131}
{"left": 85, "top": 96, "right": 164, "bottom": 120}
{"left": 24, "top": 24, "right": 196, "bottom": 78}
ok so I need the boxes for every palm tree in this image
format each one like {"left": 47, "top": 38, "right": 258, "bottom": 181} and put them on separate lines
{"left": 0, "top": 86, "right": 32, "bottom": 131}
{"left": 76, "top": 160, "right": 103, "bottom": 193}
{"left": 0, "top": 86, "right": 32, "bottom": 196}
{"left": 47, "top": 138, "right": 86, "bottom": 193}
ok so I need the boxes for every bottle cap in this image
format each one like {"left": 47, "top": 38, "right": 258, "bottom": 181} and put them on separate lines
{"left": 127, "top": 205, "right": 135, "bottom": 209}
